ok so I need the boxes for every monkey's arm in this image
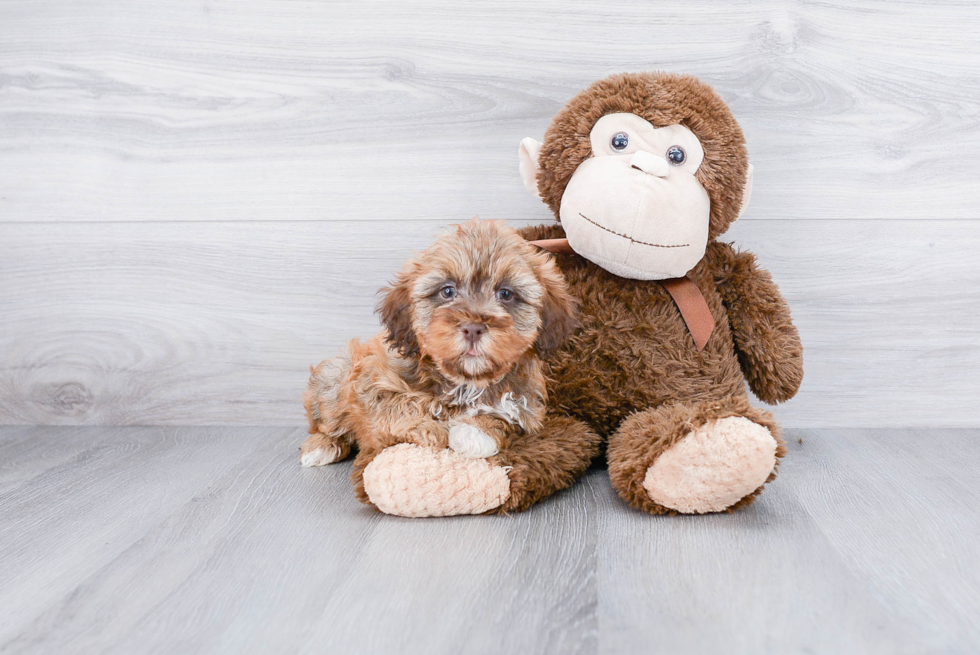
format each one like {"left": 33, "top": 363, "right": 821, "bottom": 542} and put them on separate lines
{"left": 713, "top": 244, "right": 803, "bottom": 404}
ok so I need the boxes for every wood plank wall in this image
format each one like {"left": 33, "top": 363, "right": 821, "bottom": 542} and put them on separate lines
{"left": 2, "top": 0, "right": 978, "bottom": 427}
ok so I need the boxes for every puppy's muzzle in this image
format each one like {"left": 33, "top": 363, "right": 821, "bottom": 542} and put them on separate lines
{"left": 460, "top": 322, "right": 487, "bottom": 346}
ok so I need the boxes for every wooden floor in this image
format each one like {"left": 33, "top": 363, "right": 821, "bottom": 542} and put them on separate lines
{"left": 1, "top": 427, "right": 978, "bottom": 654}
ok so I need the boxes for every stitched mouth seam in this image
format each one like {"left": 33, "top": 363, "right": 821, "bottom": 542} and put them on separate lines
{"left": 579, "top": 213, "right": 689, "bottom": 248}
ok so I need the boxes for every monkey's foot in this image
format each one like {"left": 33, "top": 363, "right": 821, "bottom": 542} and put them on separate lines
{"left": 362, "top": 443, "right": 511, "bottom": 517}
{"left": 642, "top": 416, "right": 777, "bottom": 514}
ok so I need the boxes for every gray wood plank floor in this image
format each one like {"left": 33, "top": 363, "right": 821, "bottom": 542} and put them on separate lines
{"left": 1, "top": 427, "right": 977, "bottom": 654}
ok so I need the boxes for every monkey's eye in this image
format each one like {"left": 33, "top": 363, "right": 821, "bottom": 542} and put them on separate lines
{"left": 666, "top": 146, "right": 686, "bottom": 165}
{"left": 438, "top": 285, "right": 457, "bottom": 300}
{"left": 610, "top": 132, "right": 630, "bottom": 152}
{"left": 496, "top": 287, "right": 515, "bottom": 303}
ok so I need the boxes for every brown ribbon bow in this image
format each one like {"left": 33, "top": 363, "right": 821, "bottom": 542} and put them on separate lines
{"left": 529, "top": 238, "right": 714, "bottom": 352}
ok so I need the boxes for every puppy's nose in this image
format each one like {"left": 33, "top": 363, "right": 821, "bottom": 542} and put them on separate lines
{"left": 460, "top": 322, "right": 487, "bottom": 344}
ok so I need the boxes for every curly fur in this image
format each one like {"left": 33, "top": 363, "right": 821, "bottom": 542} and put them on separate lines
{"left": 490, "top": 414, "right": 603, "bottom": 513}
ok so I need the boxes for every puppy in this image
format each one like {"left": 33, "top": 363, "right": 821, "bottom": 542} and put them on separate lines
{"left": 300, "top": 218, "right": 577, "bottom": 468}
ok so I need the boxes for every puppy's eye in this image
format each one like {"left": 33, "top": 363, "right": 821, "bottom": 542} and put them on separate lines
{"left": 438, "top": 285, "right": 457, "bottom": 300}
{"left": 610, "top": 132, "right": 629, "bottom": 152}
{"left": 666, "top": 146, "right": 686, "bottom": 165}
{"left": 496, "top": 288, "right": 515, "bottom": 303}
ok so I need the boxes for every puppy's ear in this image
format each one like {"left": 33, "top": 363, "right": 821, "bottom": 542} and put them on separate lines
{"left": 534, "top": 258, "right": 579, "bottom": 356}
{"left": 377, "top": 272, "right": 420, "bottom": 357}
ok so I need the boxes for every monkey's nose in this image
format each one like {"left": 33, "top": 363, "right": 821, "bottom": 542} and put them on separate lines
{"left": 630, "top": 150, "right": 669, "bottom": 177}
{"left": 461, "top": 322, "right": 487, "bottom": 344}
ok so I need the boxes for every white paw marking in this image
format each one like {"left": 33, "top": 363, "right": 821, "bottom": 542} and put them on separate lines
{"left": 448, "top": 423, "right": 499, "bottom": 459}
{"left": 300, "top": 444, "right": 342, "bottom": 467}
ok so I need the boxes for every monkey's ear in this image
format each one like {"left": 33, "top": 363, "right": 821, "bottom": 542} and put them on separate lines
{"left": 736, "top": 163, "right": 754, "bottom": 221}
{"left": 377, "top": 275, "right": 420, "bottom": 357}
{"left": 518, "top": 137, "right": 544, "bottom": 199}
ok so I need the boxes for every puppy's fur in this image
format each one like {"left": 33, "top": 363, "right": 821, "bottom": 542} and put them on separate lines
{"left": 300, "top": 219, "right": 577, "bottom": 470}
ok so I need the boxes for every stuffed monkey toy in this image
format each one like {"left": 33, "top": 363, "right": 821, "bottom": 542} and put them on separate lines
{"left": 318, "top": 72, "right": 803, "bottom": 516}
{"left": 517, "top": 72, "right": 803, "bottom": 514}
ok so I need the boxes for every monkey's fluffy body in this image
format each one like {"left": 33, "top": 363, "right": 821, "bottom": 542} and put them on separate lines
{"left": 521, "top": 223, "right": 801, "bottom": 435}
{"left": 519, "top": 222, "right": 801, "bottom": 512}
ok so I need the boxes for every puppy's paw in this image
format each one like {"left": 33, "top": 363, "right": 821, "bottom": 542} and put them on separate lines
{"left": 299, "top": 434, "right": 348, "bottom": 467}
{"left": 301, "top": 445, "right": 343, "bottom": 467}
{"left": 448, "top": 423, "right": 499, "bottom": 459}
{"left": 407, "top": 420, "right": 450, "bottom": 450}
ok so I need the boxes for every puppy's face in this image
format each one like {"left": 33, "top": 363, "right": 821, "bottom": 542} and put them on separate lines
{"left": 379, "top": 220, "right": 577, "bottom": 385}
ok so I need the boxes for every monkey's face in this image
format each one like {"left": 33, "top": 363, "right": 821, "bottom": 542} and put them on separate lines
{"left": 560, "top": 113, "right": 710, "bottom": 280}
{"left": 518, "top": 72, "right": 754, "bottom": 281}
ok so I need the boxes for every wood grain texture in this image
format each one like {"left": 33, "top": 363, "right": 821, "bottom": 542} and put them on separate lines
{"left": 596, "top": 458, "right": 916, "bottom": 654}
{"left": 0, "top": 426, "right": 116, "bottom": 492}
{"left": 1, "top": 427, "right": 978, "bottom": 653}
{"left": 597, "top": 430, "right": 980, "bottom": 654}
{"left": 1, "top": 0, "right": 979, "bottom": 223}
{"left": 0, "top": 426, "right": 283, "bottom": 646}
{"left": 2, "top": 219, "right": 978, "bottom": 427}
{"left": 788, "top": 428, "right": 980, "bottom": 649}
{"left": 0, "top": 427, "right": 598, "bottom": 655}
{"left": 2, "top": 1, "right": 978, "bottom": 428}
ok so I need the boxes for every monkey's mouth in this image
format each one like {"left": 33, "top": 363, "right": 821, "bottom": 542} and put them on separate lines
{"left": 578, "top": 213, "right": 689, "bottom": 249}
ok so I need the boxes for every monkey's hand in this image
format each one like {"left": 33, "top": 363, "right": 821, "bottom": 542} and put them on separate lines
{"left": 714, "top": 244, "right": 803, "bottom": 404}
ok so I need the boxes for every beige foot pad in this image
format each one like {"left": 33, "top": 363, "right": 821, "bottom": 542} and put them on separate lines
{"left": 362, "top": 443, "right": 511, "bottom": 517}
{"left": 643, "top": 416, "right": 777, "bottom": 514}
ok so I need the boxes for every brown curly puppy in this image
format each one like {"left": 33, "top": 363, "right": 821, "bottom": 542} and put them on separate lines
{"left": 301, "top": 219, "right": 599, "bottom": 516}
